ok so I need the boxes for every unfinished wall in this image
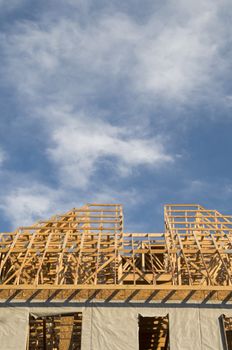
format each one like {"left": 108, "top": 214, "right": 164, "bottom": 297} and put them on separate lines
{"left": 0, "top": 304, "right": 230, "bottom": 350}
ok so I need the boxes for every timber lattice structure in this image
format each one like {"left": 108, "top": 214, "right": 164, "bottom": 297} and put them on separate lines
{"left": 0, "top": 203, "right": 231, "bottom": 303}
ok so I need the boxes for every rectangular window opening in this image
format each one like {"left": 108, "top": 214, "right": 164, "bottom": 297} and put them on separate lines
{"left": 29, "top": 312, "right": 82, "bottom": 350}
{"left": 138, "top": 314, "right": 170, "bottom": 350}
{"left": 220, "top": 315, "right": 232, "bottom": 350}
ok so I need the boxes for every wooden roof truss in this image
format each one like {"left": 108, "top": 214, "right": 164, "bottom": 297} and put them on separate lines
{"left": 0, "top": 203, "right": 231, "bottom": 293}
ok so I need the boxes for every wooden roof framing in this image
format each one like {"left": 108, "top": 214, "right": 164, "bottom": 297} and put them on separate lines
{"left": 0, "top": 203, "right": 231, "bottom": 302}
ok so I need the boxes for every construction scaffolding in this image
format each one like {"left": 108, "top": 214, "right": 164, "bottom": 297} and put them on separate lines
{"left": 0, "top": 204, "right": 231, "bottom": 302}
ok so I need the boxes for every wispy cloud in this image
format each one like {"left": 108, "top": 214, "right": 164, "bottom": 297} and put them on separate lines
{"left": 43, "top": 106, "right": 172, "bottom": 188}
{"left": 1, "top": 11, "right": 177, "bottom": 190}
{"left": 0, "top": 180, "right": 141, "bottom": 229}
{"left": 1, "top": 1, "right": 229, "bottom": 107}
{"left": 0, "top": 0, "right": 231, "bottom": 228}
{"left": 0, "top": 183, "right": 69, "bottom": 228}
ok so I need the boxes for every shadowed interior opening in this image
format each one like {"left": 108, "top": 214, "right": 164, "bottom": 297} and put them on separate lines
{"left": 138, "top": 314, "right": 170, "bottom": 350}
{"left": 220, "top": 315, "right": 232, "bottom": 350}
{"left": 28, "top": 312, "right": 82, "bottom": 350}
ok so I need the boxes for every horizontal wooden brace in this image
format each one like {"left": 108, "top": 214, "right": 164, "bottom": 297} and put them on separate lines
{"left": 0, "top": 284, "right": 231, "bottom": 291}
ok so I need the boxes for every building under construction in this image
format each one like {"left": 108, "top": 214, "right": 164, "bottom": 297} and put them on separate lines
{"left": 0, "top": 203, "right": 231, "bottom": 349}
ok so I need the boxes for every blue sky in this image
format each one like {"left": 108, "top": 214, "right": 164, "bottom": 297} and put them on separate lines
{"left": 0, "top": 0, "right": 232, "bottom": 232}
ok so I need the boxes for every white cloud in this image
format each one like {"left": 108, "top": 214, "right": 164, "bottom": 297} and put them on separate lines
{"left": 88, "top": 186, "right": 139, "bottom": 206}
{"left": 0, "top": 180, "right": 141, "bottom": 229}
{"left": 0, "top": 184, "right": 72, "bottom": 228}
{"left": 0, "top": 0, "right": 231, "bottom": 228}
{"left": 44, "top": 107, "right": 172, "bottom": 188}
{"left": 2, "top": 1, "right": 225, "bottom": 189}
{"left": 1, "top": 1, "right": 227, "bottom": 106}
{"left": 0, "top": 185, "right": 56, "bottom": 228}
{"left": 0, "top": 15, "right": 175, "bottom": 190}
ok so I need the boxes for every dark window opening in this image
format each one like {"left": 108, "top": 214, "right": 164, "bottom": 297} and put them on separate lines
{"left": 220, "top": 315, "right": 232, "bottom": 350}
{"left": 138, "top": 314, "right": 170, "bottom": 350}
{"left": 29, "top": 312, "right": 82, "bottom": 350}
